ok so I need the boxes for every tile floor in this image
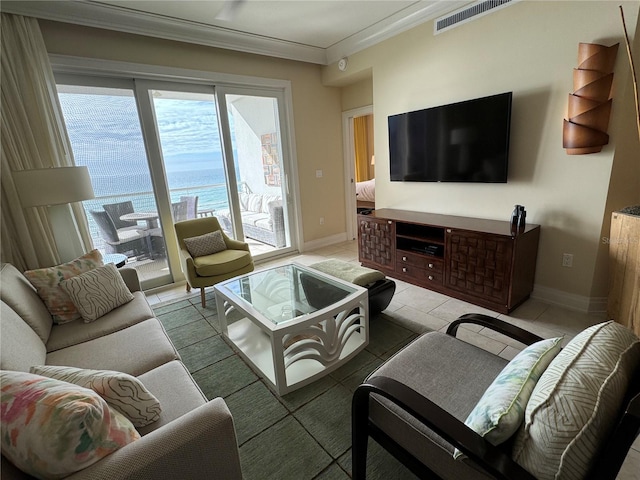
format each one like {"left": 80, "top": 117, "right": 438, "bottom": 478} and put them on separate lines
{"left": 146, "top": 240, "right": 640, "bottom": 480}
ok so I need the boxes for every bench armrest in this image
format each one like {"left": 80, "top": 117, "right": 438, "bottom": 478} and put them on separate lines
{"left": 447, "top": 313, "right": 544, "bottom": 346}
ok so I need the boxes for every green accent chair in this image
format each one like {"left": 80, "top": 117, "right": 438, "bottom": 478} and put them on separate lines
{"left": 174, "top": 217, "right": 254, "bottom": 307}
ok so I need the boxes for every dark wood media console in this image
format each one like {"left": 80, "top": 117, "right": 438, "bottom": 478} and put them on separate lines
{"left": 357, "top": 209, "right": 540, "bottom": 314}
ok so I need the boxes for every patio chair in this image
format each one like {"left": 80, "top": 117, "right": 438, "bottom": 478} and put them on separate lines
{"left": 172, "top": 200, "right": 189, "bottom": 222}
{"left": 103, "top": 201, "right": 138, "bottom": 230}
{"left": 90, "top": 210, "right": 153, "bottom": 259}
{"left": 180, "top": 195, "right": 199, "bottom": 219}
{"left": 352, "top": 314, "right": 640, "bottom": 480}
{"left": 174, "top": 217, "right": 254, "bottom": 307}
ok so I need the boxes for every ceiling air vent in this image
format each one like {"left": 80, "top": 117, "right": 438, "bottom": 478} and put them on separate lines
{"left": 434, "top": 0, "right": 518, "bottom": 35}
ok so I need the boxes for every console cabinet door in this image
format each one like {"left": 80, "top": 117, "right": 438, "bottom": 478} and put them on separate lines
{"left": 445, "top": 229, "right": 513, "bottom": 305}
{"left": 358, "top": 217, "right": 395, "bottom": 269}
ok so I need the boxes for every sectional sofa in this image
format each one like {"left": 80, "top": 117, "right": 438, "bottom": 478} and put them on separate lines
{"left": 216, "top": 192, "right": 286, "bottom": 248}
{"left": 0, "top": 262, "right": 242, "bottom": 479}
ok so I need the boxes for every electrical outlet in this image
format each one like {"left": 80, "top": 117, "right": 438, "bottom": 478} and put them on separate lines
{"left": 316, "top": 170, "right": 323, "bottom": 178}
{"left": 562, "top": 253, "right": 573, "bottom": 267}
{"left": 319, "top": 217, "right": 324, "bottom": 225}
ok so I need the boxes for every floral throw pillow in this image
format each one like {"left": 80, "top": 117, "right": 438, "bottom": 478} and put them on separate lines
{"left": 24, "top": 249, "right": 103, "bottom": 324}
{"left": 183, "top": 231, "right": 227, "bottom": 258}
{"left": 29, "top": 365, "right": 161, "bottom": 427}
{"left": 0, "top": 370, "right": 140, "bottom": 479}
{"left": 453, "top": 336, "right": 563, "bottom": 459}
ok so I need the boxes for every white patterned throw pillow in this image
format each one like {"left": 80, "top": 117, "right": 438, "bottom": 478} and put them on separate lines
{"left": 512, "top": 321, "right": 640, "bottom": 480}
{"left": 60, "top": 263, "right": 134, "bottom": 322}
{"left": 453, "top": 336, "right": 563, "bottom": 459}
{"left": 29, "top": 365, "right": 161, "bottom": 427}
{"left": 183, "top": 230, "right": 227, "bottom": 257}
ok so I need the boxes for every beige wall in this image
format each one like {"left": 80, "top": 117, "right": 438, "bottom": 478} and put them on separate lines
{"left": 341, "top": 78, "right": 373, "bottom": 111}
{"left": 324, "top": 1, "right": 640, "bottom": 304}
{"left": 38, "top": 20, "right": 346, "bottom": 245}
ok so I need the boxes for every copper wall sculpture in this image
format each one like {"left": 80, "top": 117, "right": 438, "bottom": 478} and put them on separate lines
{"left": 563, "top": 42, "right": 619, "bottom": 155}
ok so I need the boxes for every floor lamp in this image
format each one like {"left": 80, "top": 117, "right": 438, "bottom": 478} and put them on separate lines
{"left": 12, "top": 166, "right": 95, "bottom": 263}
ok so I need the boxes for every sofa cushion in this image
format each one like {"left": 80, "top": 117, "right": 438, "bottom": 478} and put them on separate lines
{"left": 0, "top": 263, "right": 53, "bottom": 344}
{"left": 30, "top": 365, "right": 162, "bottom": 428}
{"left": 60, "top": 263, "right": 135, "bottom": 323}
{"left": 184, "top": 231, "right": 227, "bottom": 258}
{"left": 246, "top": 193, "right": 263, "bottom": 213}
{"left": 261, "top": 194, "right": 280, "bottom": 214}
{"left": 0, "top": 302, "right": 47, "bottom": 372}
{"left": 46, "top": 319, "right": 179, "bottom": 377}
{"left": 512, "top": 321, "right": 640, "bottom": 480}
{"left": 136, "top": 360, "right": 207, "bottom": 436}
{"left": 454, "top": 336, "right": 563, "bottom": 458}
{"left": 23, "top": 249, "right": 103, "bottom": 325}
{"left": 241, "top": 211, "right": 269, "bottom": 227}
{"left": 193, "top": 249, "right": 253, "bottom": 277}
{"left": 46, "top": 292, "right": 155, "bottom": 352}
{"left": 0, "top": 371, "right": 139, "bottom": 479}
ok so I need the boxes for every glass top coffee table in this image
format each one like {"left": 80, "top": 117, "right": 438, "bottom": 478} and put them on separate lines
{"left": 214, "top": 263, "right": 369, "bottom": 395}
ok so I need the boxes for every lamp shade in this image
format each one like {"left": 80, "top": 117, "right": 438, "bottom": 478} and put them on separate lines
{"left": 13, "top": 166, "right": 95, "bottom": 207}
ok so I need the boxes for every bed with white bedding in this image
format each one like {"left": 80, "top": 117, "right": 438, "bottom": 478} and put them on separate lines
{"left": 356, "top": 178, "right": 375, "bottom": 210}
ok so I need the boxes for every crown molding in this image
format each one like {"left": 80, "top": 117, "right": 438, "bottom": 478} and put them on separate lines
{"left": 325, "top": 0, "right": 468, "bottom": 64}
{"left": 1, "top": 0, "right": 467, "bottom": 66}
{"left": 1, "top": 0, "right": 327, "bottom": 64}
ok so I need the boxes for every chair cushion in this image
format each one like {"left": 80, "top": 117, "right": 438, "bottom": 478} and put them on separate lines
{"left": 454, "top": 336, "right": 563, "bottom": 458}
{"left": 193, "top": 249, "right": 253, "bottom": 277}
{"left": 367, "top": 331, "right": 508, "bottom": 479}
{"left": 184, "top": 231, "right": 227, "bottom": 258}
{"left": 23, "top": 249, "right": 103, "bottom": 324}
{"left": 0, "top": 371, "right": 139, "bottom": 479}
{"left": 60, "top": 263, "right": 134, "bottom": 323}
{"left": 512, "top": 321, "right": 640, "bottom": 480}
{"left": 29, "top": 365, "right": 161, "bottom": 428}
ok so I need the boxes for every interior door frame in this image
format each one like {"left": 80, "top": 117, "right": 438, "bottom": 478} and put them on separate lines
{"left": 342, "top": 105, "right": 373, "bottom": 241}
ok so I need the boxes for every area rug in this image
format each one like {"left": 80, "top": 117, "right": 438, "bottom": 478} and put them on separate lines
{"left": 152, "top": 293, "right": 424, "bottom": 480}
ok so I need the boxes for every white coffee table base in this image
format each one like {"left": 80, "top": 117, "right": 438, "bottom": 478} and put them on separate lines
{"left": 217, "top": 293, "right": 368, "bottom": 396}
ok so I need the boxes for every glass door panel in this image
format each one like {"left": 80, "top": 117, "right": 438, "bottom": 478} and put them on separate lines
{"left": 57, "top": 83, "right": 170, "bottom": 288}
{"left": 147, "top": 89, "right": 230, "bottom": 248}
{"left": 224, "top": 93, "right": 291, "bottom": 256}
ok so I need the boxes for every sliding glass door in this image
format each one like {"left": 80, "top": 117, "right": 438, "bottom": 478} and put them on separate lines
{"left": 217, "top": 89, "right": 292, "bottom": 253}
{"left": 57, "top": 80, "right": 170, "bottom": 288}
{"left": 57, "top": 74, "right": 296, "bottom": 290}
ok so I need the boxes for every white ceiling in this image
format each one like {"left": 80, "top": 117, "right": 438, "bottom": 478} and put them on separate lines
{"left": 1, "top": 0, "right": 470, "bottom": 64}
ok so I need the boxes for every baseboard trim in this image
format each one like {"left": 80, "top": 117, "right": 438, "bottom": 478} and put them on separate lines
{"left": 301, "top": 233, "right": 348, "bottom": 252}
{"left": 531, "top": 285, "right": 608, "bottom": 314}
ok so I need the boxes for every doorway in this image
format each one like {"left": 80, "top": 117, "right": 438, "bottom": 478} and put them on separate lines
{"left": 342, "top": 105, "right": 374, "bottom": 241}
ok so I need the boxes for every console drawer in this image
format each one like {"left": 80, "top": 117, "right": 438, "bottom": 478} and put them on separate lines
{"left": 397, "top": 250, "right": 443, "bottom": 273}
{"left": 396, "top": 261, "right": 444, "bottom": 285}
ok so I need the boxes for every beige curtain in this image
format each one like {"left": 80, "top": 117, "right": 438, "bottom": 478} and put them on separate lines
{"left": 354, "top": 116, "right": 369, "bottom": 182}
{"left": 1, "top": 13, "right": 93, "bottom": 270}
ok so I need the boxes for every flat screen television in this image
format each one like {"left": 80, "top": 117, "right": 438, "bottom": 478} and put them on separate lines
{"left": 388, "top": 92, "right": 512, "bottom": 183}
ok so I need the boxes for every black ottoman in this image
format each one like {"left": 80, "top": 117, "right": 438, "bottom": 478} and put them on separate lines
{"left": 308, "top": 259, "right": 396, "bottom": 315}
